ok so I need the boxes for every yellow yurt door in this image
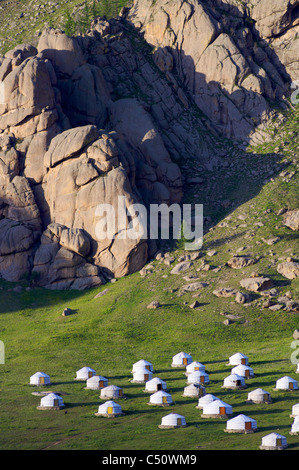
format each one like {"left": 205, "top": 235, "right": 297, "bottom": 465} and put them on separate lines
{"left": 162, "top": 396, "right": 167, "bottom": 404}
{"left": 289, "top": 382, "right": 294, "bottom": 390}
{"left": 107, "top": 406, "right": 113, "bottom": 415}
{"left": 194, "top": 367, "right": 199, "bottom": 371}
{"left": 177, "top": 418, "right": 182, "bottom": 426}
{"left": 40, "top": 377, "right": 45, "bottom": 385}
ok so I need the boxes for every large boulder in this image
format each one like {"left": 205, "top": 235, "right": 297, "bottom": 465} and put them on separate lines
{"left": 283, "top": 210, "right": 299, "bottom": 231}
{"left": 277, "top": 261, "right": 299, "bottom": 280}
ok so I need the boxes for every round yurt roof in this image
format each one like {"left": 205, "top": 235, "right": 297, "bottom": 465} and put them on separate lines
{"left": 231, "top": 364, "right": 253, "bottom": 375}
{"left": 76, "top": 366, "right": 96, "bottom": 376}
{"left": 226, "top": 414, "right": 257, "bottom": 430}
{"left": 228, "top": 352, "right": 248, "bottom": 364}
{"left": 145, "top": 377, "right": 167, "bottom": 389}
{"left": 97, "top": 400, "right": 122, "bottom": 414}
{"left": 203, "top": 399, "right": 232, "bottom": 414}
{"left": 275, "top": 375, "right": 298, "bottom": 389}
{"left": 184, "top": 384, "right": 205, "bottom": 394}
{"left": 248, "top": 388, "right": 269, "bottom": 398}
{"left": 186, "top": 361, "right": 205, "bottom": 373}
{"left": 172, "top": 351, "right": 192, "bottom": 364}
{"left": 197, "top": 394, "right": 218, "bottom": 407}
{"left": 261, "top": 433, "right": 287, "bottom": 447}
{"left": 132, "top": 359, "right": 153, "bottom": 372}
{"left": 291, "top": 403, "right": 299, "bottom": 415}
{"left": 40, "top": 392, "right": 64, "bottom": 407}
{"left": 31, "top": 371, "right": 50, "bottom": 378}
{"left": 223, "top": 373, "right": 245, "bottom": 385}
{"left": 160, "top": 413, "right": 186, "bottom": 426}
{"left": 87, "top": 375, "right": 108, "bottom": 383}
{"left": 187, "top": 370, "right": 209, "bottom": 384}
{"left": 149, "top": 390, "right": 173, "bottom": 404}
{"left": 133, "top": 367, "right": 153, "bottom": 379}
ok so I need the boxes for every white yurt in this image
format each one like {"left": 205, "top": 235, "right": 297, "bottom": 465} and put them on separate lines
{"left": 202, "top": 399, "right": 233, "bottom": 418}
{"left": 159, "top": 413, "right": 187, "bottom": 429}
{"left": 246, "top": 388, "right": 272, "bottom": 404}
{"left": 274, "top": 376, "right": 298, "bottom": 391}
{"left": 196, "top": 394, "right": 218, "bottom": 409}
{"left": 183, "top": 384, "right": 206, "bottom": 398}
{"left": 231, "top": 364, "right": 254, "bottom": 379}
{"left": 222, "top": 373, "right": 246, "bottom": 390}
{"left": 100, "top": 385, "right": 124, "bottom": 400}
{"left": 185, "top": 361, "right": 206, "bottom": 375}
{"left": 75, "top": 366, "right": 96, "bottom": 381}
{"left": 132, "top": 359, "right": 154, "bottom": 373}
{"left": 290, "top": 416, "right": 299, "bottom": 435}
{"left": 148, "top": 390, "right": 173, "bottom": 406}
{"left": 171, "top": 352, "right": 192, "bottom": 368}
{"left": 85, "top": 375, "right": 108, "bottom": 390}
{"left": 131, "top": 366, "right": 153, "bottom": 383}
{"left": 227, "top": 352, "right": 249, "bottom": 366}
{"left": 290, "top": 402, "right": 299, "bottom": 418}
{"left": 95, "top": 400, "right": 124, "bottom": 417}
{"left": 29, "top": 372, "right": 51, "bottom": 386}
{"left": 225, "top": 414, "right": 257, "bottom": 434}
{"left": 144, "top": 377, "right": 167, "bottom": 393}
{"left": 260, "top": 433, "right": 288, "bottom": 450}
{"left": 37, "top": 392, "right": 65, "bottom": 410}
{"left": 187, "top": 370, "right": 209, "bottom": 385}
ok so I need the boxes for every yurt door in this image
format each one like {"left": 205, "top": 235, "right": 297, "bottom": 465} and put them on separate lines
{"left": 119, "top": 390, "right": 123, "bottom": 397}
{"left": 200, "top": 376, "right": 205, "bottom": 384}
{"left": 144, "top": 374, "right": 149, "bottom": 381}
{"left": 53, "top": 399, "right": 59, "bottom": 407}
{"left": 276, "top": 438, "right": 282, "bottom": 447}
{"left": 194, "top": 367, "right": 199, "bottom": 371}
{"left": 245, "top": 422, "right": 252, "bottom": 431}
{"left": 241, "top": 358, "right": 246, "bottom": 365}
{"left": 88, "top": 371, "right": 93, "bottom": 378}
{"left": 183, "top": 358, "right": 188, "bottom": 366}
{"left": 157, "top": 384, "right": 162, "bottom": 391}
{"left": 263, "top": 393, "right": 268, "bottom": 401}
{"left": 107, "top": 406, "right": 113, "bottom": 415}
{"left": 40, "top": 377, "right": 45, "bottom": 385}
{"left": 162, "top": 396, "right": 167, "bottom": 404}
{"left": 245, "top": 370, "right": 250, "bottom": 377}
{"left": 145, "top": 365, "right": 150, "bottom": 371}
{"left": 177, "top": 418, "right": 182, "bottom": 426}
{"left": 219, "top": 407, "right": 226, "bottom": 416}
{"left": 236, "top": 380, "right": 241, "bottom": 386}
{"left": 99, "top": 381, "right": 104, "bottom": 388}
{"left": 289, "top": 382, "right": 294, "bottom": 390}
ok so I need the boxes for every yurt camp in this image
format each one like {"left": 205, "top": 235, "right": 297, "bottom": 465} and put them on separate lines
{"left": 183, "top": 384, "right": 206, "bottom": 398}
{"left": 171, "top": 352, "right": 192, "bottom": 368}
{"left": 132, "top": 359, "right": 154, "bottom": 373}
{"left": 148, "top": 390, "right": 174, "bottom": 406}
{"left": 187, "top": 370, "right": 209, "bottom": 385}
{"left": 85, "top": 375, "right": 108, "bottom": 390}
{"left": 159, "top": 413, "right": 187, "bottom": 429}
{"left": 37, "top": 392, "right": 65, "bottom": 410}
{"left": 196, "top": 394, "right": 218, "bottom": 409}
{"left": 290, "top": 416, "right": 299, "bottom": 435}
{"left": 95, "top": 400, "right": 124, "bottom": 418}
{"left": 274, "top": 376, "right": 298, "bottom": 391}
{"left": 260, "top": 433, "right": 288, "bottom": 450}
{"left": 29, "top": 372, "right": 51, "bottom": 386}
{"left": 100, "top": 385, "right": 124, "bottom": 400}
{"left": 290, "top": 403, "right": 299, "bottom": 418}
{"left": 131, "top": 366, "right": 153, "bottom": 383}
{"left": 144, "top": 377, "right": 167, "bottom": 393}
{"left": 225, "top": 414, "right": 257, "bottom": 434}
{"left": 227, "top": 352, "right": 249, "bottom": 366}
{"left": 222, "top": 373, "right": 246, "bottom": 390}
{"left": 75, "top": 366, "right": 96, "bottom": 381}
{"left": 246, "top": 388, "right": 272, "bottom": 404}
{"left": 231, "top": 364, "right": 254, "bottom": 379}
{"left": 185, "top": 361, "right": 206, "bottom": 375}
{"left": 201, "top": 399, "right": 233, "bottom": 418}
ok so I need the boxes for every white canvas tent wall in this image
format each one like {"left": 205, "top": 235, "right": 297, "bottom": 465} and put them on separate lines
{"left": 29, "top": 372, "right": 51, "bottom": 386}
{"left": 148, "top": 390, "right": 173, "bottom": 406}
{"left": 75, "top": 366, "right": 96, "bottom": 381}
{"left": 171, "top": 352, "right": 192, "bottom": 368}
{"left": 225, "top": 414, "right": 257, "bottom": 434}
{"left": 227, "top": 352, "right": 249, "bottom": 366}
{"left": 37, "top": 392, "right": 65, "bottom": 410}
{"left": 100, "top": 385, "right": 124, "bottom": 400}
{"left": 222, "top": 373, "right": 246, "bottom": 390}
{"left": 231, "top": 364, "right": 254, "bottom": 379}
{"left": 260, "top": 433, "right": 288, "bottom": 450}
{"left": 290, "top": 416, "right": 299, "bottom": 435}
{"left": 159, "top": 413, "right": 187, "bottom": 429}
{"left": 202, "top": 399, "right": 233, "bottom": 418}
{"left": 95, "top": 400, "right": 124, "bottom": 417}
{"left": 183, "top": 384, "right": 206, "bottom": 398}
{"left": 132, "top": 359, "right": 154, "bottom": 373}
{"left": 144, "top": 377, "right": 167, "bottom": 393}
{"left": 185, "top": 361, "right": 206, "bottom": 375}
{"left": 246, "top": 388, "right": 272, "bottom": 404}
{"left": 196, "top": 394, "right": 218, "bottom": 409}
{"left": 131, "top": 367, "right": 153, "bottom": 383}
{"left": 85, "top": 375, "right": 108, "bottom": 390}
{"left": 187, "top": 370, "right": 209, "bottom": 385}
{"left": 290, "top": 403, "right": 299, "bottom": 418}
{"left": 274, "top": 376, "right": 298, "bottom": 391}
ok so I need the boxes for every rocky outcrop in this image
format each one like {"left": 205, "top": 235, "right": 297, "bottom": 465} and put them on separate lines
{"left": 283, "top": 210, "right": 299, "bottom": 231}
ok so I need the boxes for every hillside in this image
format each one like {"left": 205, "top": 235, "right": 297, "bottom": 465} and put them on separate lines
{"left": 0, "top": 0, "right": 298, "bottom": 453}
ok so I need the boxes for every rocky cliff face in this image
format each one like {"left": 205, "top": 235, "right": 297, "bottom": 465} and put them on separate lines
{"left": 0, "top": 0, "right": 297, "bottom": 289}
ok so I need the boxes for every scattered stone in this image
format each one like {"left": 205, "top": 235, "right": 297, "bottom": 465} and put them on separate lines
{"left": 268, "top": 304, "right": 284, "bottom": 311}
{"left": 213, "top": 288, "right": 238, "bottom": 298}
{"left": 223, "top": 319, "right": 234, "bottom": 325}
{"left": 283, "top": 210, "right": 299, "bottom": 231}
{"left": 227, "top": 256, "right": 256, "bottom": 269}
{"left": 262, "top": 237, "right": 280, "bottom": 246}
{"left": 62, "top": 307, "right": 72, "bottom": 316}
{"left": 94, "top": 288, "right": 110, "bottom": 299}
{"left": 147, "top": 300, "right": 160, "bottom": 309}
{"left": 235, "top": 291, "right": 249, "bottom": 305}
{"left": 182, "top": 282, "right": 209, "bottom": 292}
{"left": 293, "top": 330, "right": 299, "bottom": 340}
{"left": 189, "top": 301, "right": 200, "bottom": 309}
{"left": 240, "top": 277, "right": 273, "bottom": 292}
{"left": 277, "top": 261, "right": 299, "bottom": 280}
{"left": 207, "top": 250, "right": 217, "bottom": 257}
{"left": 285, "top": 301, "right": 299, "bottom": 313}
{"left": 170, "top": 261, "right": 193, "bottom": 274}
